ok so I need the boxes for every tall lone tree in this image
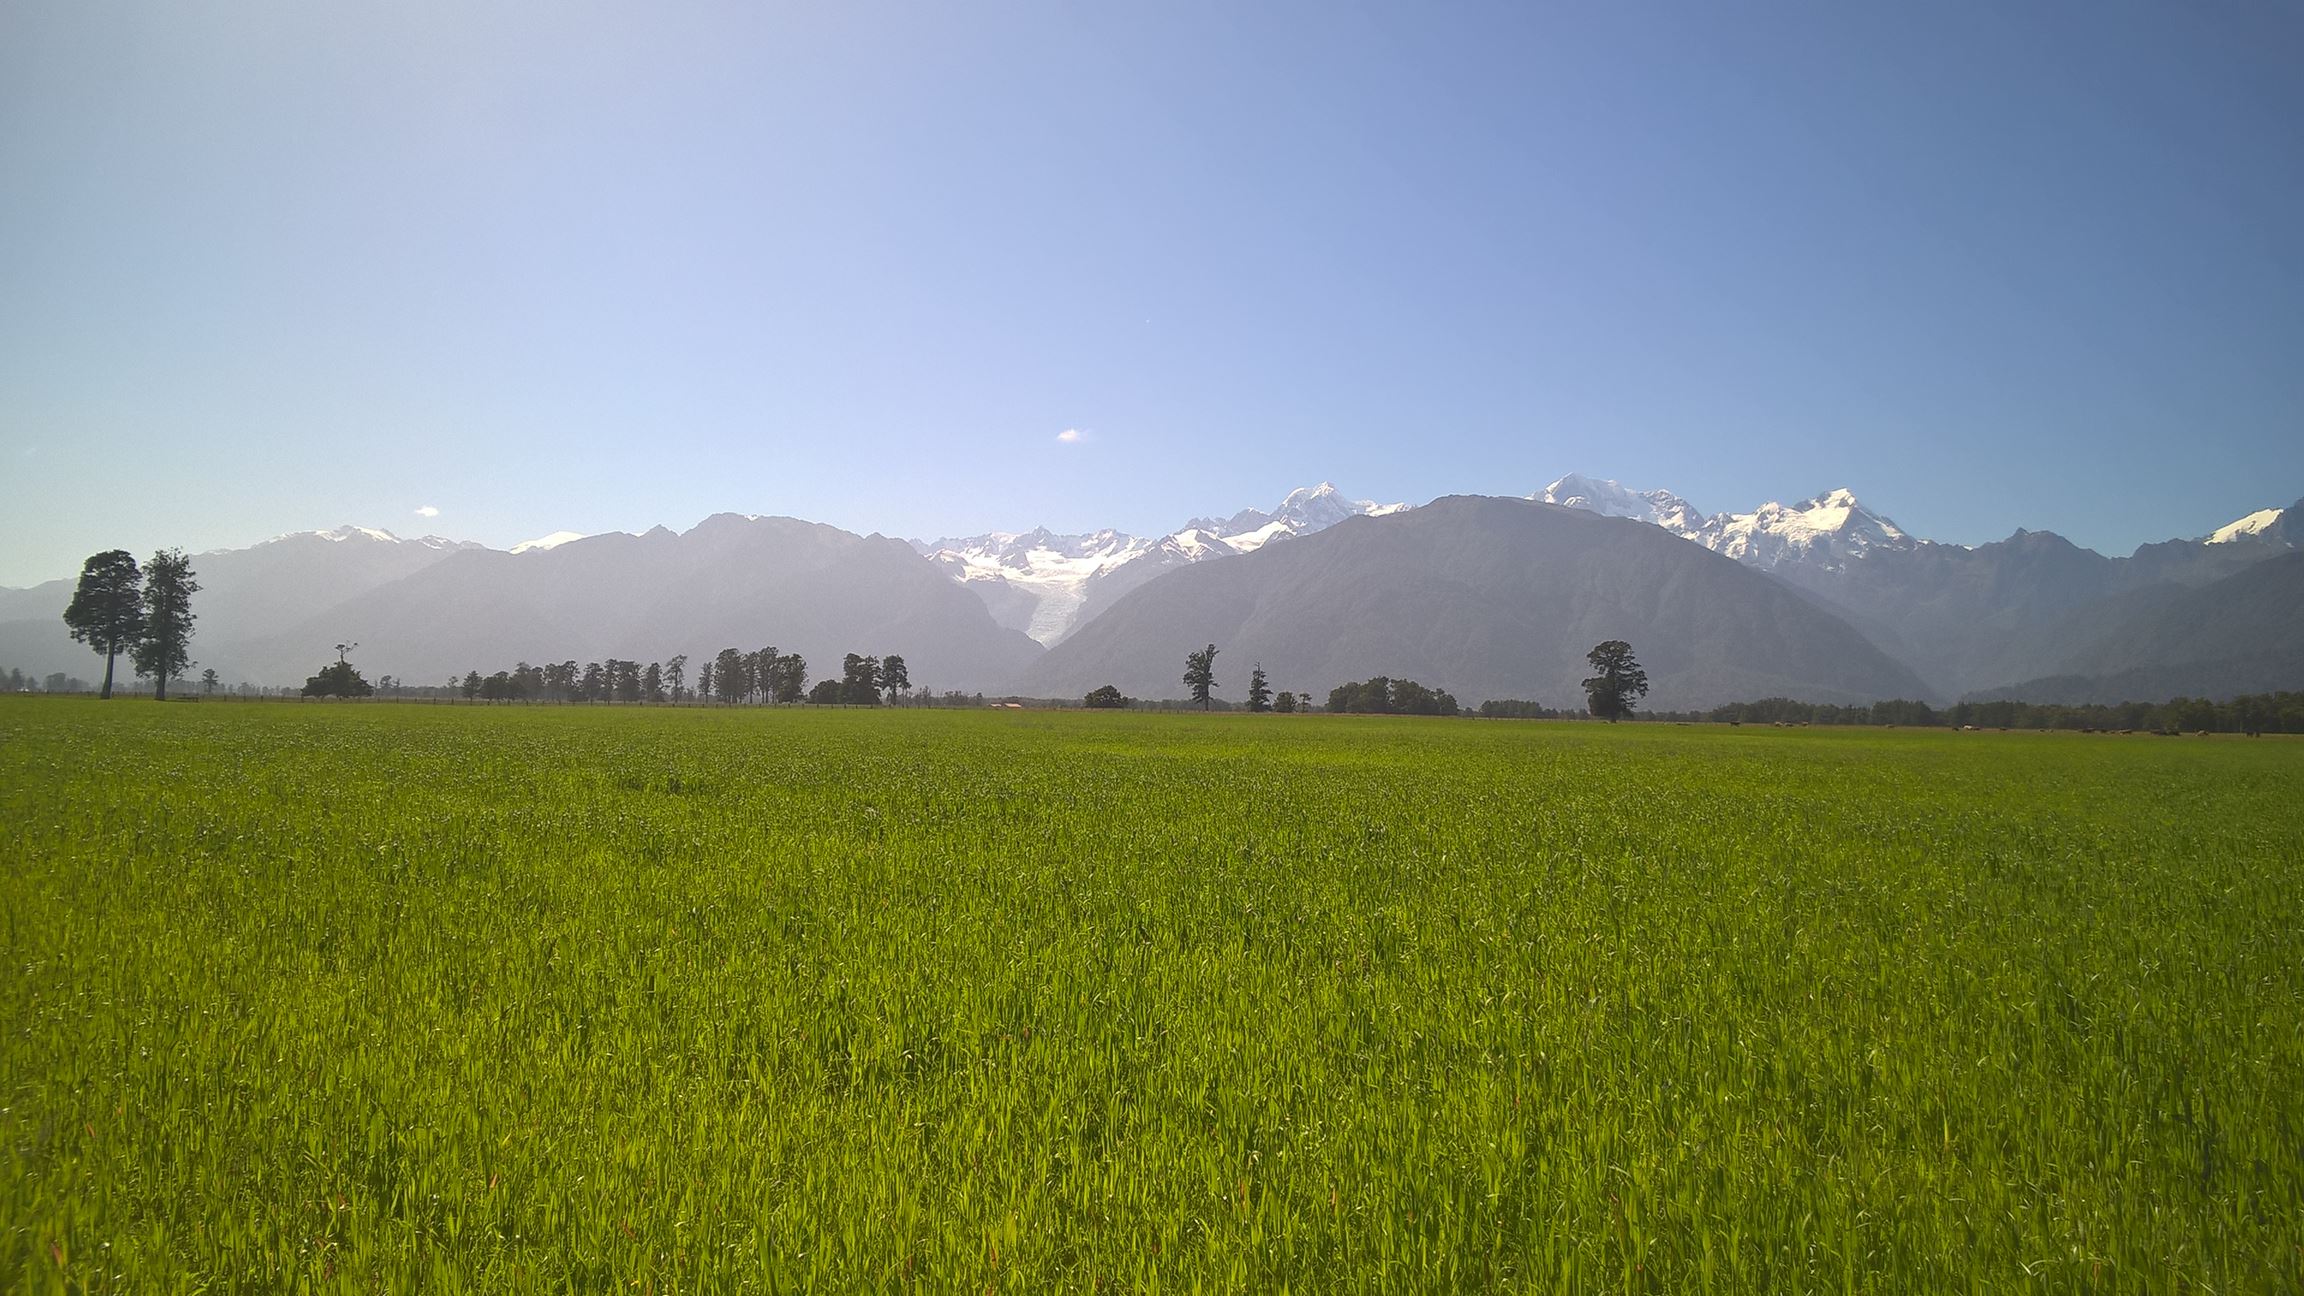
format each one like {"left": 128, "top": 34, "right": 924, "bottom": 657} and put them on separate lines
{"left": 1247, "top": 663, "right": 1273, "bottom": 712}
{"left": 1183, "top": 644, "right": 1220, "bottom": 710}
{"left": 63, "top": 550, "right": 145, "bottom": 699}
{"left": 133, "top": 548, "right": 199, "bottom": 700}
{"left": 880, "top": 654, "right": 909, "bottom": 705}
{"left": 1581, "top": 640, "right": 1650, "bottom": 723}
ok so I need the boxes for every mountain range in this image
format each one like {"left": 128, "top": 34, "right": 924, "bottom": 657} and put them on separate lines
{"left": 3, "top": 478, "right": 2295, "bottom": 708}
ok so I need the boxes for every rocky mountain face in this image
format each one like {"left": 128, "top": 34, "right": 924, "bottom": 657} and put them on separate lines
{"left": 1012, "top": 496, "right": 1931, "bottom": 709}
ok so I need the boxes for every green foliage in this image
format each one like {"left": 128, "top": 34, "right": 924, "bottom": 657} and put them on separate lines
{"left": 1084, "top": 684, "right": 1128, "bottom": 709}
{"left": 1581, "top": 639, "right": 1648, "bottom": 722}
{"left": 60, "top": 549, "right": 144, "bottom": 699}
{"left": 2, "top": 701, "right": 2300, "bottom": 1291}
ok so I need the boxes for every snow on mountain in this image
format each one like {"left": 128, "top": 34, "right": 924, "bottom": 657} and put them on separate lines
{"left": 511, "top": 530, "right": 589, "bottom": 554}
{"left": 1537, "top": 476, "right": 1917, "bottom": 571}
{"left": 258, "top": 525, "right": 481, "bottom": 552}
{"left": 1533, "top": 474, "right": 1705, "bottom": 535}
{"left": 913, "top": 527, "right": 1156, "bottom": 644}
{"left": 918, "top": 483, "right": 1406, "bottom": 645}
{"left": 2205, "top": 506, "right": 2285, "bottom": 544}
{"left": 1698, "top": 488, "right": 1917, "bottom": 570}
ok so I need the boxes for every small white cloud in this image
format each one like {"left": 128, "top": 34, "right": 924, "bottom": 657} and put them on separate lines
{"left": 415, "top": 505, "right": 440, "bottom": 518}
{"left": 1056, "top": 428, "right": 1085, "bottom": 444}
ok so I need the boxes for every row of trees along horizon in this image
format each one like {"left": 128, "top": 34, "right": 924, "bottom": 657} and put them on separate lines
{"left": 35, "top": 549, "right": 2304, "bottom": 734}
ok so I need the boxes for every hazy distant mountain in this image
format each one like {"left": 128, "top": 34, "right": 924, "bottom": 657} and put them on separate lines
{"left": 218, "top": 514, "right": 1042, "bottom": 690}
{"left": 1012, "top": 496, "right": 1931, "bottom": 709}
{"left": 1, "top": 517, "right": 1039, "bottom": 691}
{"left": 1969, "top": 550, "right": 2304, "bottom": 704}
{"left": 915, "top": 483, "right": 1405, "bottom": 645}
{"left": 0, "top": 526, "right": 481, "bottom": 685}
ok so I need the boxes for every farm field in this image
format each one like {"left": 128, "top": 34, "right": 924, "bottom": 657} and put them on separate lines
{"left": 3, "top": 697, "right": 2300, "bottom": 1292}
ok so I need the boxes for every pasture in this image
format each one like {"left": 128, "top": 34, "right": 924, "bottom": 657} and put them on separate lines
{"left": 2, "top": 698, "right": 2299, "bottom": 1291}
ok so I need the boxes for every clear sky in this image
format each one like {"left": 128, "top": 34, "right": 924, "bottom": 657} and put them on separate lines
{"left": 4, "top": 1, "right": 2300, "bottom": 586}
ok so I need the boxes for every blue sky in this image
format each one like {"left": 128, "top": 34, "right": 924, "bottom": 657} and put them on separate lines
{"left": 3, "top": 1, "right": 2300, "bottom": 585}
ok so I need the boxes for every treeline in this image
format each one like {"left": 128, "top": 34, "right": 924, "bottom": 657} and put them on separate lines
{"left": 338, "top": 648, "right": 923, "bottom": 706}
{"left": 1328, "top": 676, "right": 1461, "bottom": 716}
{"left": 1657, "top": 693, "right": 2304, "bottom": 735}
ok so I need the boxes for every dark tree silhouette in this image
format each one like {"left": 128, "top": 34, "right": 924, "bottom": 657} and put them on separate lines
{"left": 303, "top": 659, "right": 374, "bottom": 697}
{"left": 839, "top": 654, "right": 882, "bottom": 704}
{"left": 880, "top": 654, "right": 910, "bottom": 704}
{"left": 131, "top": 549, "right": 198, "bottom": 700}
{"left": 62, "top": 549, "right": 144, "bottom": 699}
{"left": 665, "top": 654, "right": 688, "bottom": 702}
{"left": 1183, "top": 644, "right": 1219, "bottom": 710}
{"left": 1581, "top": 640, "right": 1650, "bottom": 723}
{"left": 1084, "top": 684, "right": 1127, "bottom": 709}
{"left": 1247, "top": 663, "right": 1273, "bottom": 712}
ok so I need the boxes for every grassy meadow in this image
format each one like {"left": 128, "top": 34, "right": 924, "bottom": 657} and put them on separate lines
{"left": 2, "top": 696, "right": 2300, "bottom": 1292}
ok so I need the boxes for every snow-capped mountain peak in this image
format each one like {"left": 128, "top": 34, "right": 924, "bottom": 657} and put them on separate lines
{"left": 1702, "top": 489, "right": 1913, "bottom": 570}
{"left": 921, "top": 483, "right": 1407, "bottom": 645}
{"left": 1534, "top": 475, "right": 1704, "bottom": 534}
{"left": 511, "top": 530, "right": 589, "bottom": 554}
{"left": 2205, "top": 506, "right": 2286, "bottom": 544}
{"left": 257, "top": 525, "right": 479, "bottom": 552}
{"left": 1538, "top": 474, "right": 1918, "bottom": 571}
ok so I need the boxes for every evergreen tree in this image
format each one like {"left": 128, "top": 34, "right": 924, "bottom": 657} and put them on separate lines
{"left": 61, "top": 549, "right": 144, "bottom": 699}
{"left": 1183, "top": 644, "right": 1219, "bottom": 709}
{"left": 665, "top": 654, "right": 688, "bottom": 702}
{"left": 713, "top": 648, "right": 745, "bottom": 704}
{"left": 131, "top": 549, "right": 198, "bottom": 700}
{"left": 880, "top": 654, "right": 910, "bottom": 704}
{"left": 1248, "top": 663, "right": 1272, "bottom": 712}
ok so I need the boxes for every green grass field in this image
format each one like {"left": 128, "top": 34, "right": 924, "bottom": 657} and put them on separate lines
{"left": 3, "top": 698, "right": 2300, "bottom": 1292}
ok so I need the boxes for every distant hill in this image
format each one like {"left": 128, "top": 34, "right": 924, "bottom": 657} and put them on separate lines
{"left": 3, "top": 518, "right": 1042, "bottom": 692}
{"left": 1011, "top": 495, "right": 1931, "bottom": 709}
{"left": 217, "top": 515, "right": 1044, "bottom": 691}
{"left": 1969, "top": 550, "right": 2304, "bottom": 704}
{"left": 0, "top": 527, "right": 479, "bottom": 686}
